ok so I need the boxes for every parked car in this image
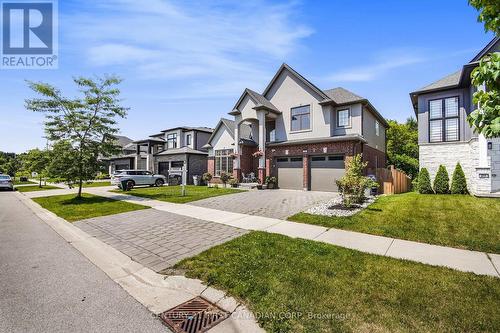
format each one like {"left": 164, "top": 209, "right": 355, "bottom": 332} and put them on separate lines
{"left": 111, "top": 170, "right": 166, "bottom": 189}
{"left": 0, "top": 174, "right": 14, "bottom": 191}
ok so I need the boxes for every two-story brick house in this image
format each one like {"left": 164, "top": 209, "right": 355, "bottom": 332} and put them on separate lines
{"left": 105, "top": 126, "right": 213, "bottom": 185}
{"left": 410, "top": 36, "right": 500, "bottom": 196}
{"left": 204, "top": 63, "right": 388, "bottom": 191}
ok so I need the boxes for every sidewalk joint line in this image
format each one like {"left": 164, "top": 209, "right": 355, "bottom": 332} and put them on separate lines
{"left": 384, "top": 239, "right": 395, "bottom": 256}
{"left": 486, "top": 253, "right": 500, "bottom": 277}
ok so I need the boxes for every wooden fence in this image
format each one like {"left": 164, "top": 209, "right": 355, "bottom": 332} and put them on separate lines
{"left": 366, "top": 165, "right": 411, "bottom": 195}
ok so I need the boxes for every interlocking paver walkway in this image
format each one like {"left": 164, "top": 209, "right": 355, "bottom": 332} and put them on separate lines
{"left": 189, "top": 189, "right": 337, "bottom": 219}
{"left": 74, "top": 209, "right": 247, "bottom": 272}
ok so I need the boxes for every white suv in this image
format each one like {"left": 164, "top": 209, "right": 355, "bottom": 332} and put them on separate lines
{"left": 111, "top": 170, "right": 166, "bottom": 189}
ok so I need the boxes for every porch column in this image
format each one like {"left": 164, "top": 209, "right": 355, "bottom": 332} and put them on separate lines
{"left": 108, "top": 163, "right": 113, "bottom": 175}
{"left": 134, "top": 144, "right": 140, "bottom": 169}
{"left": 257, "top": 111, "right": 266, "bottom": 184}
{"left": 233, "top": 123, "right": 241, "bottom": 181}
{"left": 146, "top": 143, "right": 153, "bottom": 172}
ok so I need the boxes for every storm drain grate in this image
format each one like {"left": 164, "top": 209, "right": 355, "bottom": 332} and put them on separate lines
{"left": 159, "top": 296, "right": 229, "bottom": 333}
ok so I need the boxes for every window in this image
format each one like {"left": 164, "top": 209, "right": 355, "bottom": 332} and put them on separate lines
{"left": 167, "top": 133, "right": 177, "bottom": 148}
{"left": 429, "top": 97, "right": 459, "bottom": 142}
{"left": 337, "top": 109, "right": 350, "bottom": 127}
{"left": 277, "top": 157, "right": 288, "bottom": 162}
{"left": 186, "top": 134, "right": 192, "bottom": 146}
{"left": 290, "top": 157, "right": 303, "bottom": 162}
{"left": 215, "top": 149, "right": 233, "bottom": 176}
{"left": 328, "top": 155, "right": 344, "bottom": 161}
{"left": 375, "top": 120, "right": 380, "bottom": 136}
{"left": 290, "top": 105, "right": 310, "bottom": 131}
{"left": 311, "top": 156, "right": 326, "bottom": 161}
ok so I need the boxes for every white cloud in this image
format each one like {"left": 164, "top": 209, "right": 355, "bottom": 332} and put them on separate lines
{"left": 328, "top": 50, "right": 426, "bottom": 82}
{"left": 62, "top": 0, "right": 313, "bottom": 95}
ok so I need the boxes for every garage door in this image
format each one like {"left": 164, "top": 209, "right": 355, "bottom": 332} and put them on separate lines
{"left": 310, "top": 155, "right": 345, "bottom": 192}
{"left": 276, "top": 157, "right": 303, "bottom": 190}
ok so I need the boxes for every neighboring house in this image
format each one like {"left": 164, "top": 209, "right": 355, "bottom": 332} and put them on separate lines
{"left": 101, "top": 135, "right": 140, "bottom": 172}
{"left": 204, "top": 63, "right": 388, "bottom": 192}
{"left": 103, "top": 127, "right": 213, "bottom": 185}
{"left": 410, "top": 36, "right": 500, "bottom": 196}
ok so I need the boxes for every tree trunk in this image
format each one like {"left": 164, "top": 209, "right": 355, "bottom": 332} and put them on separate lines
{"left": 77, "top": 178, "right": 83, "bottom": 198}
{"left": 39, "top": 176, "right": 42, "bottom": 188}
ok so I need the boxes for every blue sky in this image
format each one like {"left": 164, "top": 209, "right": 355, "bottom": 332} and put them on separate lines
{"left": 0, "top": 0, "right": 495, "bottom": 153}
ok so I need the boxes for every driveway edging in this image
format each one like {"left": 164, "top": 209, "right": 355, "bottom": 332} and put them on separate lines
{"left": 17, "top": 192, "right": 265, "bottom": 333}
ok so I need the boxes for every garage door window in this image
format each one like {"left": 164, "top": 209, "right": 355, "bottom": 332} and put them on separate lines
{"left": 290, "top": 157, "right": 303, "bottom": 162}
{"left": 328, "top": 156, "right": 343, "bottom": 161}
{"left": 311, "top": 156, "right": 325, "bottom": 161}
{"left": 215, "top": 149, "right": 233, "bottom": 176}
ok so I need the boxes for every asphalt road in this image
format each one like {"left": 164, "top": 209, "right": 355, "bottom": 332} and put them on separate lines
{"left": 0, "top": 192, "right": 168, "bottom": 333}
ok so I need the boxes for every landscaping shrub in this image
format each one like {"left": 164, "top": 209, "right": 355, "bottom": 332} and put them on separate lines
{"left": 418, "top": 168, "right": 433, "bottom": 194}
{"left": 433, "top": 165, "right": 450, "bottom": 194}
{"left": 451, "top": 163, "right": 469, "bottom": 194}
{"left": 219, "top": 172, "right": 232, "bottom": 186}
{"left": 411, "top": 174, "right": 419, "bottom": 192}
{"left": 336, "top": 154, "right": 377, "bottom": 208}
{"left": 202, "top": 172, "right": 213, "bottom": 184}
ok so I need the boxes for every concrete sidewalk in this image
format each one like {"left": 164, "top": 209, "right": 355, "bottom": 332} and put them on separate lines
{"left": 84, "top": 188, "right": 500, "bottom": 277}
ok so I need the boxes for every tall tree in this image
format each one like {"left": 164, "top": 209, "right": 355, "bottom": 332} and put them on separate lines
{"left": 467, "top": 0, "right": 500, "bottom": 138}
{"left": 26, "top": 76, "right": 128, "bottom": 198}
{"left": 386, "top": 118, "right": 419, "bottom": 179}
{"left": 24, "top": 149, "right": 49, "bottom": 187}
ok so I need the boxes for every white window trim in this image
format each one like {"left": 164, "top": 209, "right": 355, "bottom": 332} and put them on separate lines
{"left": 214, "top": 148, "right": 234, "bottom": 177}
{"left": 336, "top": 108, "right": 351, "bottom": 129}
{"left": 375, "top": 120, "right": 380, "bottom": 136}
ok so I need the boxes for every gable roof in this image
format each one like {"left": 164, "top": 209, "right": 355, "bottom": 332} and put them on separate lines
{"left": 230, "top": 88, "right": 280, "bottom": 115}
{"left": 412, "top": 70, "right": 462, "bottom": 95}
{"left": 262, "top": 63, "right": 331, "bottom": 101}
{"left": 114, "top": 135, "right": 133, "bottom": 148}
{"left": 204, "top": 118, "right": 254, "bottom": 148}
{"left": 470, "top": 35, "right": 500, "bottom": 62}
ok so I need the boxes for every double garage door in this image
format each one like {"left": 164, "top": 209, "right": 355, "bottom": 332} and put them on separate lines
{"left": 276, "top": 155, "right": 345, "bottom": 192}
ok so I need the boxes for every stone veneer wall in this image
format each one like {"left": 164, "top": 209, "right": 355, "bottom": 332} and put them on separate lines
{"left": 419, "top": 138, "right": 500, "bottom": 195}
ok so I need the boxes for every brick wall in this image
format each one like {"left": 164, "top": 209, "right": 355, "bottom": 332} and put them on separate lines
{"left": 207, "top": 157, "right": 215, "bottom": 176}
{"left": 239, "top": 145, "right": 258, "bottom": 177}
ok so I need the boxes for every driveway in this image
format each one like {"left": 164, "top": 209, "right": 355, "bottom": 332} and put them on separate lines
{"left": 0, "top": 193, "right": 167, "bottom": 333}
{"left": 189, "top": 189, "right": 338, "bottom": 219}
{"left": 74, "top": 209, "right": 247, "bottom": 273}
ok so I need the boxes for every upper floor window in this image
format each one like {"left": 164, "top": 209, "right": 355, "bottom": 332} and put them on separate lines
{"left": 429, "top": 97, "right": 459, "bottom": 143}
{"left": 375, "top": 120, "right": 380, "bottom": 136}
{"left": 167, "top": 133, "right": 177, "bottom": 148}
{"left": 290, "top": 105, "right": 310, "bottom": 131}
{"left": 186, "top": 134, "right": 192, "bottom": 146}
{"left": 337, "top": 108, "right": 350, "bottom": 127}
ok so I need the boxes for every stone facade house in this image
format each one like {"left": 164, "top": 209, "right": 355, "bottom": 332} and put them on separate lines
{"left": 410, "top": 36, "right": 500, "bottom": 196}
{"left": 103, "top": 126, "right": 213, "bottom": 185}
{"left": 204, "top": 63, "right": 388, "bottom": 191}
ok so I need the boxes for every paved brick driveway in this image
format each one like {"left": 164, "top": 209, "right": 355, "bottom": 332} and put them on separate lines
{"left": 74, "top": 209, "right": 247, "bottom": 273}
{"left": 189, "top": 189, "right": 338, "bottom": 219}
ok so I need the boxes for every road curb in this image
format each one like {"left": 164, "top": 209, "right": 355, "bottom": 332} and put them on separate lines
{"left": 17, "top": 192, "right": 265, "bottom": 332}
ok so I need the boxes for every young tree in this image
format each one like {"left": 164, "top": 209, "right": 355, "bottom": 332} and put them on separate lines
{"left": 433, "top": 165, "right": 450, "bottom": 194}
{"left": 467, "top": 1, "right": 500, "bottom": 137}
{"left": 24, "top": 149, "right": 49, "bottom": 187}
{"left": 46, "top": 140, "right": 80, "bottom": 186}
{"left": 336, "top": 154, "right": 377, "bottom": 208}
{"left": 386, "top": 118, "right": 419, "bottom": 178}
{"left": 26, "top": 76, "right": 128, "bottom": 198}
{"left": 451, "top": 163, "right": 469, "bottom": 194}
{"left": 418, "top": 168, "right": 433, "bottom": 194}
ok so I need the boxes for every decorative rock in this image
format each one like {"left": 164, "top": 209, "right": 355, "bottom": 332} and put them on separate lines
{"left": 305, "top": 196, "right": 376, "bottom": 217}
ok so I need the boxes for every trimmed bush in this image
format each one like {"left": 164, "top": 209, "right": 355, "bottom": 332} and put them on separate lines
{"left": 451, "top": 163, "right": 469, "bottom": 194}
{"left": 418, "top": 168, "right": 433, "bottom": 194}
{"left": 433, "top": 165, "right": 450, "bottom": 194}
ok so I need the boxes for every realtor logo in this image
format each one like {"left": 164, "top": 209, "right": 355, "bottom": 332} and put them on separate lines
{"left": 1, "top": 0, "right": 58, "bottom": 69}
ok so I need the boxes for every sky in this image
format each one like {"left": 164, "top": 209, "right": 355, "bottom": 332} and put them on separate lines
{"left": 0, "top": 0, "right": 496, "bottom": 153}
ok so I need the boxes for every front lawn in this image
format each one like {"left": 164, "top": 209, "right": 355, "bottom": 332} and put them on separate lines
{"left": 82, "top": 181, "right": 112, "bottom": 187}
{"left": 16, "top": 185, "right": 59, "bottom": 192}
{"left": 13, "top": 179, "right": 36, "bottom": 185}
{"left": 177, "top": 232, "right": 500, "bottom": 333}
{"left": 33, "top": 193, "right": 148, "bottom": 222}
{"left": 289, "top": 192, "right": 500, "bottom": 253}
{"left": 110, "top": 185, "right": 242, "bottom": 204}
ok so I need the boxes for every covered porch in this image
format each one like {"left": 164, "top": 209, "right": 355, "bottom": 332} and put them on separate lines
{"left": 132, "top": 137, "right": 166, "bottom": 172}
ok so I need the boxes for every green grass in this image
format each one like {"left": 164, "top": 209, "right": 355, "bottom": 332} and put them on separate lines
{"left": 16, "top": 185, "right": 59, "bottom": 192}
{"left": 32, "top": 193, "right": 148, "bottom": 222}
{"left": 13, "top": 179, "right": 36, "bottom": 185}
{"left": 289, "top": 192, "right": 500, "bottom": 253}
{"left": 81, "top": 181, "right": 112, "bottom": 187}
{"left": 110, "top": 185, "right": 242, "bottom": 204}
{"left": 177, "top": 232, "right": 500, "bottom": 333}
